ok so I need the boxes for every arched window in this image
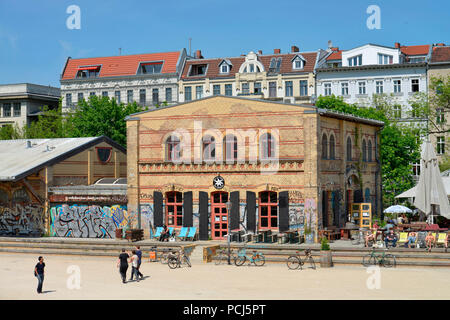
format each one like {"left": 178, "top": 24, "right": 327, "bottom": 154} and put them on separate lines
{"left": 260, "top": 133, "right": 275, "bottom": 159}
{"left": 166, "top": 192, "right": 183, "bottom": 227}
{"left": 362, "top": 139, "right": 367, "bottom": 162}
{"left": 329, "top": 134, "right": 336, "bottom": 160}
{"left": 223, "top": 135, "right": 237, "bottom": 162}
{"left": 347, "top": 136, "right": 352, "bottom": 161}
{"left": 322, "top": 134, "right": 328, "bottom": 159}
{"left": 365, "top": 188, "right": 371, "bottom": 203}
{"left": 368, "top": 140, "right": 372, "bottom": 162}
{"left": 166, "top": 135, "right": 181, "bottom": 161}
{"left": 202, "top": 135, "right": 215, "bottom": 161}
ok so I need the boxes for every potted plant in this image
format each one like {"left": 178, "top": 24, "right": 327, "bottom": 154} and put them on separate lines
{"left": 320, "top": 237, "right": 333, "bottom": 268}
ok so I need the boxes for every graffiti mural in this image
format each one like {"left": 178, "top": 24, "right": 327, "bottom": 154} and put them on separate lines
{"left": 50, "top": 204, "right": 128, "bottom": 238}
{"left": 288, "top": 203, "right": 305, "bottom": 230}
{"left": 0, "top": 204, "right": 44, "bottom": 236}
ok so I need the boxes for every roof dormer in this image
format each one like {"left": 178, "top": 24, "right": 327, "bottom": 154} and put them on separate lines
{"left": 238, "top": 52, "right": 265, "bottom": 73}
{"left": 292, "top": 54, "right": 306, "bottom": 70}
{"left": 218, "top": 59, "right": 232, "bottom": 74}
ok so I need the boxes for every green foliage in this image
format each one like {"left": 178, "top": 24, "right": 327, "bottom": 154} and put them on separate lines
{"left": 0, "top": 123, "right": 23, "bottom": 139}
{"left": 320, "top": 237, "right": 330, "bottom": 251}
{"left": 68, "top": 96, "right": 146, "bottom": 147}
{"left": 316, "top": 95, "right": 422, "bottom": 209}
{"left": 24, "top": 105, "right": 74, "bottom": 139}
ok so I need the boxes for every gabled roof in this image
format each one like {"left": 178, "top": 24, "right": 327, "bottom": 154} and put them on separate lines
{"left": 61, "top": 51, "right": 181, "bottom": 80}
{"left": 430, "top": 46, "right": 450, "bottom": 63}
{"left": 326, "top": 51, "right": 343, "bottom": 61}
{"left": 181, "top": 52, "right": 317, "bottom": 80}
{"left": 0, "top": 136, "right": 126, "bottom": 182}
{"left": 399, "top": 45, "right": 430, "bottom": 56}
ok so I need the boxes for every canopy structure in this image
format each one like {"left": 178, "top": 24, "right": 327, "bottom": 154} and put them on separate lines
{"left": 414, "top": 141, "right": 450, "bottom": 222}
{"left": 384, "top": 205, "right": 412, "bottom": 214}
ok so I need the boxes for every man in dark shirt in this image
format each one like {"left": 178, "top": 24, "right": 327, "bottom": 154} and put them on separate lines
{"left": 117, "top": 249, "right": 129, "bottom": 283}
{"left": 385, "top": 230, "right": 398, "bottom": 248}
{"left": 34, "top": 256, "right": 45, "bottom": 293}
{"left": 135, "top": 245, "right": 144, "bottom": 280}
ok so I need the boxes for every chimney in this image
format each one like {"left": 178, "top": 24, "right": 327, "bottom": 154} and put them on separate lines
{"left": 195, "top": 50, "right": 203, "bottom": 59}
{"left": 328, "top": 40, "right": 333, "bottom": 49}
{"left": 257, "top": 50, "right": 262, "bottom": 55}
{"left": 274, "top": 48, "right": 281, "bottom": 54}
{"left": 395, "top": 42, "right": 401, "bottom": 48}
{"left": 291, "top": 46, "right": 299, "bottom": 53}
{"left": 26, "top": 140, "right": 32, "bottom": 149}
{"left": 436, "top": 43, "right": 445, "bottom": 46}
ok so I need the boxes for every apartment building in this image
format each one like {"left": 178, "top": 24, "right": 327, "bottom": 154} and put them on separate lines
{"left": 60, "top": 49, "right": 189, "bottom": 113}
{"left": 178, "top": 47, "right": 325, "bottom": 104}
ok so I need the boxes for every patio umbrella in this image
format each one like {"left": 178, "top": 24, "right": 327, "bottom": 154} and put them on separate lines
{"left": 414, "top": 141, "right": 450, "bottom": 222}
{"left": 383, "top": 205, "right": 412, "bottom": 214}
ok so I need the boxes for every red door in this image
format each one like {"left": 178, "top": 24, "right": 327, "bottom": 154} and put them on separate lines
{"left": 211, "top": 192, "right": 229, "bottom": 240}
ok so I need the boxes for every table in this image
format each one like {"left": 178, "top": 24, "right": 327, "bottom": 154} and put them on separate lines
{"left": 285, "top": 230, "right": 300, "bottom": 244}
{"left": 340, "top": 228, "right": 354, "bottom": 240}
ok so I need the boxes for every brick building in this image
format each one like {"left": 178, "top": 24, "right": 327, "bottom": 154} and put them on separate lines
{"left": 126, "top": 96, "right": 383, "bottom": 241}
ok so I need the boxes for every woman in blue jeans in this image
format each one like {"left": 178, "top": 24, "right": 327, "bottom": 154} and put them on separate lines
{"left": 34, "top": 256, "right": 45, "bottom": 294}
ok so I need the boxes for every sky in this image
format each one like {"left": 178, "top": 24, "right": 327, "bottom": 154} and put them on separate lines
{"left": 0, "top": 0, "right": 448, "bottom": 87}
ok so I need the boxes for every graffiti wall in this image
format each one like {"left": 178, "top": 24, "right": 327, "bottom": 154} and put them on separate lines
{"left": 50, "top": 204, "right": 128, "bottom": 238}
{"left": 0, "top": 204, "right": 44, "bottom": 236}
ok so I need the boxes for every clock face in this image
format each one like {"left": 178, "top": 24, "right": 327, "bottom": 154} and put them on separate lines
{"left": 213, "top": 176, "right": 225, "bottom": 189}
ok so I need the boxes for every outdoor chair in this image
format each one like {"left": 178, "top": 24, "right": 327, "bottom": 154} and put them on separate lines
{"left": 185, "top": 227, "right": 197, "bottom": 241}
{"left": 417, "top": 231, "right": 427, "bottom": 248}
{"left": 168, "top": 227, "right": 175, "bottom": 235}
{"left": 277, "top": 233, "right": 288, "bottom": 244}
{"left": 241, "top": 232, "right": 254, "bottom": 243}
{"left": 436, "top": 233, "right": 448, "bottom": 248}
{"left": 153, "top": 227, "right": 163, "bottom": 239}
{"left": 397, "top": 232, "right": 409, "bottom": 246}
{"left": 177, "top": 227, "right": 189, "bottom": 241}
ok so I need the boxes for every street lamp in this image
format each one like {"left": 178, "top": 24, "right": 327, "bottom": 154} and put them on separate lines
{"left": 225, "top": 200, "right": 232, "bottom": 265}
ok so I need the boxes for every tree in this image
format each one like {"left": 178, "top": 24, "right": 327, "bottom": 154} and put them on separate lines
{"left": 426, "top": 75, "right": 450, "bottom": 135}
{"left": 0, "top": 123, "right": 23, "bottom": 140}
{"left": 316, "top": 95, "right": 422, "bottom": 209}
{"left": 24, "top": 105, "right": 74, "bottom": 139}
{"left": 68, "top": 96, "right": 146, "bottom": 147}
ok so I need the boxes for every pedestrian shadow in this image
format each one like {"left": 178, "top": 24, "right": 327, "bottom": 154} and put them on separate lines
{"left": 127, "top": 276, "right": 150, "bottom": 282}
{"left": 41, "top": 290, "right": 56, "bottom": 294}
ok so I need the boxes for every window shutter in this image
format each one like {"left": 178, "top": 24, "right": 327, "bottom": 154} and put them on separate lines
{"left": 246, "top": 191, "right": 256, "bottom": 233}
{"left": 278, "top": 191, "right": 289, "bottom": 232}
{"left": 230, "top": 191, "right": 239, "bottom": 230}
{"left": 153, "top": 191, "right": 163, "bottom": 227}
{"left": 354, "top": 189, "right": 363, "bottom": 203}
{"left": 199, "top": 191, "right": 209, "bottom": 240}
{"left": 183, "top": 191, "right": 193, "bottom": 227}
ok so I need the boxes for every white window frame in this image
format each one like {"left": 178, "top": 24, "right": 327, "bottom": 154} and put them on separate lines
{"left": 394, "top": 80, "right": 401, "bottom": 93}
{"left": 358, "top": 81, "right": 366, "bottom": 95}
{"left": 376, "top": 80, "right": 384, "bottom": 94}
{"left": 341, "top": 82, "right": 349, "bottom": 96}
{"left": 324, "top": 83, "right": 332, "bottom": 96}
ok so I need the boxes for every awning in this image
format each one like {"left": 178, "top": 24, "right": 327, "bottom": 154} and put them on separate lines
{"left": 78, "top": 66, "right": 100, "bottom": 70}
{"left": 395, "top": 186, "right": 417, "bottom": 199}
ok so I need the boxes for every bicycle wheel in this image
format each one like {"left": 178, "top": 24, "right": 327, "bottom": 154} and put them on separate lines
{"left": 215, "top": 253, "right": 225, "bottom": 265}
{"left": 308, "top": 257, "right": 316, "bottom": 270}
{"left": 168, "top": 257, "right": 178, "bottom": 269}
{"left": 362, "top": 254, "right": 376, "bottom": 267}
{"left": 161, "top": 254, "right": 169, "bottom": 264}
{"left": 234, "top": 255, "right": 246, "bottom": 266}
{"left": 253, "top": 254, "right": 265, "bottom": 267}
{"left": 383, "top": 254, "right": 396, "bottom": 268}
{"left": 183, "top": 255, "right": 191, "bottom": 268}
{"left": 287, "top": 256, "right": 301, "bottom": 270}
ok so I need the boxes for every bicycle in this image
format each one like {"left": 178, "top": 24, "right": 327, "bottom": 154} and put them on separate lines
{"left": 215, "top": 248, "right": 237, "bottom": 265}
{"left": 362, "top": 247, "right": 396, "bottom": 268}
{"left": 286, "top": 249, "right": 316, "bottom": 270}
{"left": 234, "top": 245, "right": 265, "bottom": 266}
{"left": 159, "top": 248, "right": 174, "bottom": 264}
{"left": 168, "top": 248, "right": 192, "bottom": 269}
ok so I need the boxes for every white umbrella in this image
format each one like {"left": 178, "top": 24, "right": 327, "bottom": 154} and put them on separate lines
{"left": 414, "top": 141, "right": 450, "bottom": 223}
{"left": 383, "top": 205, "right": 412, "bottom": 214}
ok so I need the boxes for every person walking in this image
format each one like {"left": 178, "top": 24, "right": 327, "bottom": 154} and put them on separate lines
{"left": 129, "top": 250, "right": 140, "bottom": 282}
{"left": 135, "top": 245, "right": 144, "bottom": 279}
{"left": 117, "top": 249, "right": 129, "bottom": 284}
{"left": 34, "top": 256, "right": 45, "bottom": 294}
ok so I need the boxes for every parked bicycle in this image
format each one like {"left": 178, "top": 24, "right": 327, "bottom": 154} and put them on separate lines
{"left": 159, "top": 248, "right": 174, "bottom": 264}
{"left": 168, "top": 248, "right": 192, "bottom": 269}
{"left": 362, "top": 247, "right": 396, "bottom": 268}
{"left": 215, "top": 248, "right": 237, "bottom": 265}
{"left": 234, "top": 245, "right": 265, "bottom": 266}
{"left": 286, "top": 249, "right": 316, "bottom": 270}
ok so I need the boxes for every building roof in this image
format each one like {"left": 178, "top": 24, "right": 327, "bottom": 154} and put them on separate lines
{"left": 180, "top": 52, "right": 318, "bottom": 80}
{"left": 430, "top": 46, "right": 450, "bottom": 63}
{"left": 326, "top": 50, "right": 342, "bottom": 61}
{"left": 61, "top": 51, "right": 181, "bottom": 80}
{"left": 0, "top": 136, "right": 126, "bottom": 182}
{"left": 0, "top": 83, "right": 60, "bottom": 100}
{"left": 399, "top": 45, "right": 430, "bottom": 56}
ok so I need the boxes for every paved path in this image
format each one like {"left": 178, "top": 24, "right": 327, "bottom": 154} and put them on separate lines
{"left": 1, "top": 252, "right": 449, "bottom": 300}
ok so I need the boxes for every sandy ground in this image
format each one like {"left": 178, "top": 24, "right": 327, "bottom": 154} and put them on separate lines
{"left": 0, "top": 252, "right": 449, "bottom": 300}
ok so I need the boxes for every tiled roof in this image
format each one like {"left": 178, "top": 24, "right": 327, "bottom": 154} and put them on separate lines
{"left": 400, "top": 45, "right": 430, "bottom": 56}
{"left": 431, "top": 46, "right": 450, "bottom": 63}
{"left": 61, "top": 51, "right": 181, "bottom": 80}
{"left": 326, "top": 51, "right": 342, "bottom": 61}
{"left": 181, "top": 52, "right": 317, "bottom": 80}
